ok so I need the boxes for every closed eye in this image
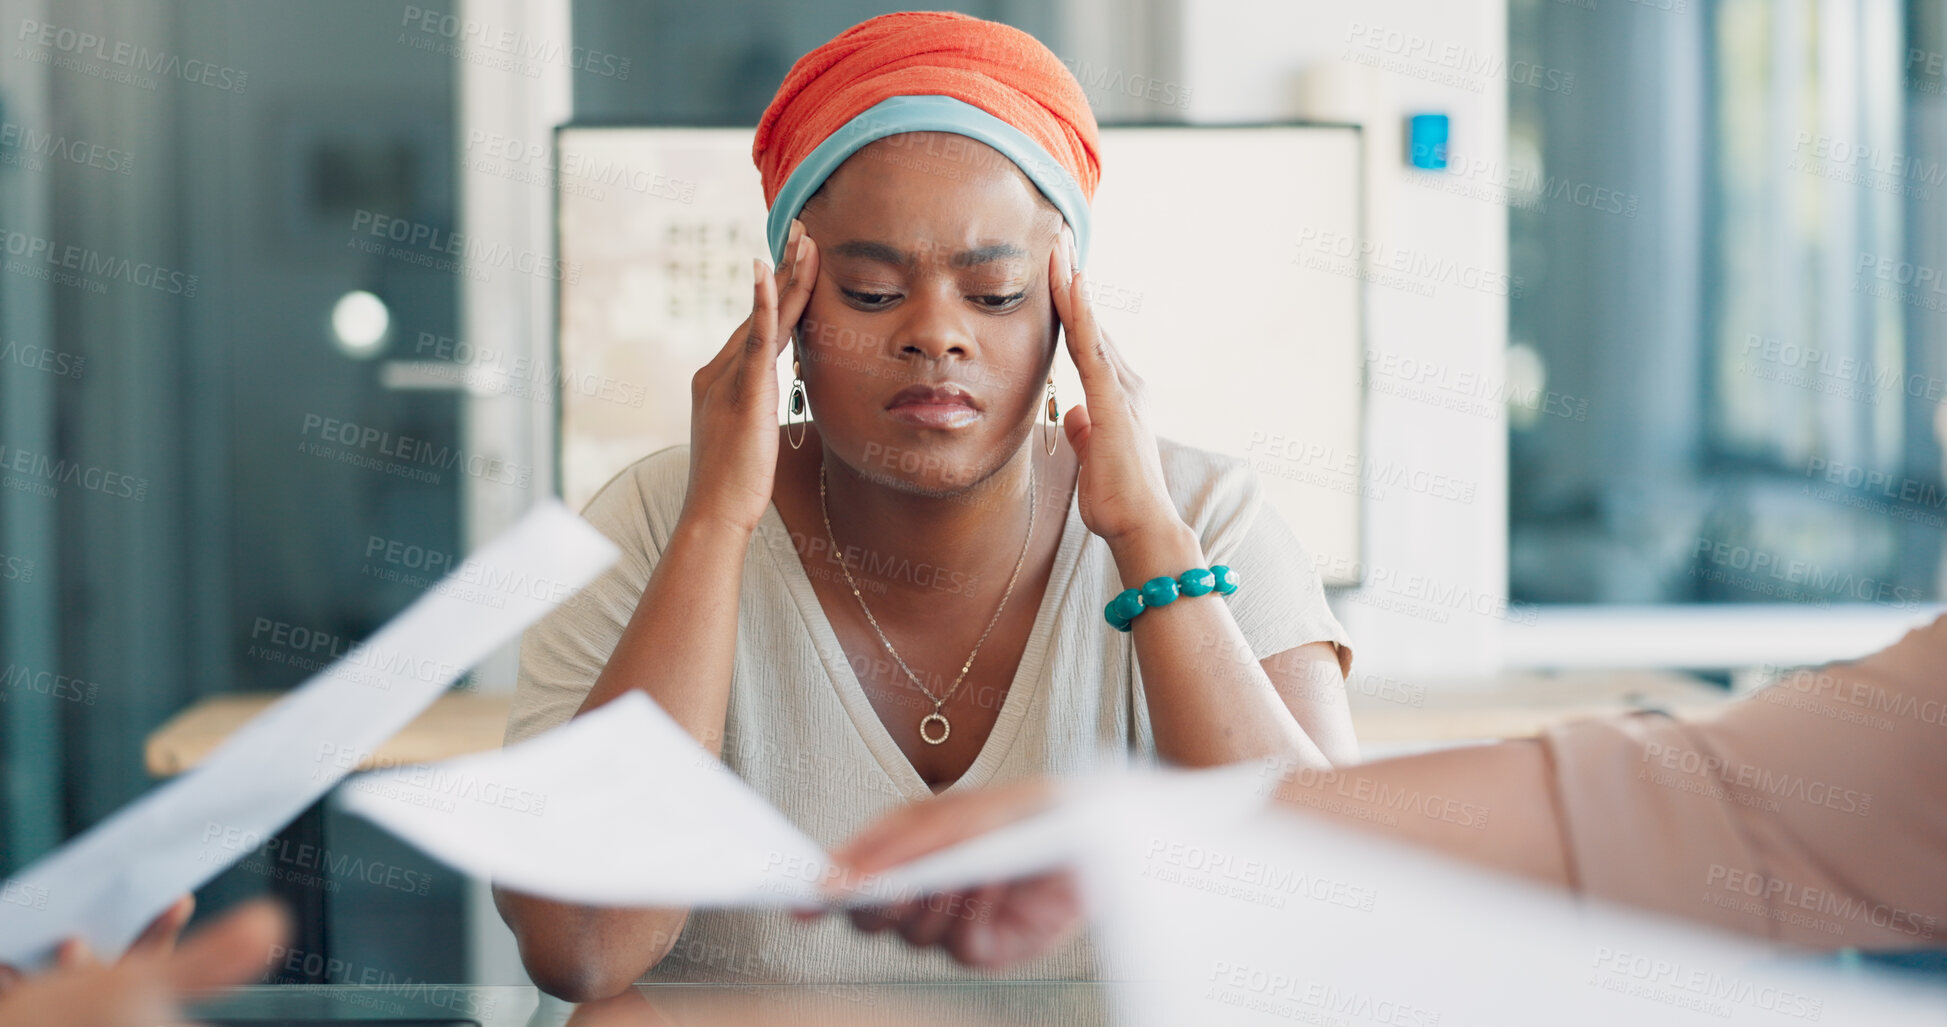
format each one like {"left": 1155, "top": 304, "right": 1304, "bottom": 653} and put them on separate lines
{"left": 974, "top": 292, "right": 1027, "bottom": 310}
{"left": 841, "top": 288, "right": 898, "bottom": 309}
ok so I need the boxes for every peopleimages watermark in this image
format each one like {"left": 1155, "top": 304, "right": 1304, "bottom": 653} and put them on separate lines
{"left": 0, "top": 550, "right": 34, "bottom": 584}
{"left": 1315, "top": 554, "right": 1539, "bottom": 626}
{"left": 760, "top": 851, "right": 996, "bottom": 926}
{"left": 0, "top": 663, "right": 100, "bottom": 706}
{"left": 1855, "top": 251, "right": 1947, "bottom": 313}
{"left": 356, "top": 534, "right": 537, "bottom": 613}
{"left": 1, "top": 880, "right": 48, "bottom": 911}
{"left": 1, "top": 229, "right": 198, "bottom": 296}
{"left": 1140, "top": 837, "right": 1379, "bottom": 913}
{"left": 799, "top": 320, "right": 1029, "bottom": 392}
{"left": 464, "top": 131, "right": 694, "bottom": 204}
{"left": 1741, "top": 332, "right": 1947, "bottom": 407}
{"left": 1401, "top": 144, "right": 1639, "bottom": 218}
{"left": 14, "top": 18, "right": 248, "bottom": 94}
{"left": 1294, "top": 228, "right": 1520, "bottom": 299}
{"left": 1703, "top": 863, "right": 1936, "bottom": 941}
{"left": 318, "top": 742, "right": 549, "bottom": 816}
{"left": 1342, "top": 21, "right": 1574, "bottom": 95}
{"left": 1755, "top": 662, "right": 1947, "bottom": 732}
{"left": 1588, "top": 947, "right": 1822, "bottom": 1021}
{"left": 0, "top": 118, "right": 133, "bottom": 176}
{"left": 756, "top": 458, "right": 983, "bottom": 599}
{"left": 1201, "top": 960, "right": 1440, "bottom": 1026}
{"left": 1364, "top": 348, "right": 1589, "bottom": 424}
{"left": 399, "top": 5, "right": 631, "bottom": 81}
{"left": 245, "top": 617, "right": 395, "bottom": 687}
{"left": 1058, "top": 56, "right": 1191, "bottom": 110}
{"left": 1803, "top": 448, "right": 1945, "bottom": 507}
{"left": 0, "top": 338, "right": 85, "bottom": 380}
{"left": 200, "top": 820, "right": 434, "bottom": 897}
{"left": 298, "top": 413, "right": 532, "bottom": 489}
{"left": 1282, "top": 764, "right": 1491, "bottom": 830}
{"left": 1691, "top": 536, "right": 1923, "bottom": 610}
{"left": 0, "top": 441, "right": 149, "bottom": 502}
{"left": 1244, "top": 432, "right": 1478, "bottom": 505}
{"left": 263, "top": 945, "right": 496, "bottom": 1018}
{"left": 1789, "top": 131, "right": 1946, "bottom": 201}
{"left": 1187, "top": 635, "right": 1426, "bottom": 709}
{"left": 411, "top": 331, "right": 647, "bottom": 408}
{"left": 1911, "top": 48, "right": 1947, "bottom": 96}
{"left": 1638, "top": 739, "right": 1873, "bottom": 816}
{"left": 347, "top": 209, "right": 580, "bottom": 286}
{"left": 719, "top": 730, "right": 906, "bottom": 802}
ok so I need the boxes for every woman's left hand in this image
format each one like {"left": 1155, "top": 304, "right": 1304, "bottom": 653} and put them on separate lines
{"left": 798, "top": 778, "right": 1086, "bottom": 970}
{"left": 1049, "top": 227, "right": 1186, "bottom": 548}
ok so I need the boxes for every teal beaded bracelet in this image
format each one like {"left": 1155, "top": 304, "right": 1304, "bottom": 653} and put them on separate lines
{"left": 1104, "top": 565, "right": 1239, "bottom": 631}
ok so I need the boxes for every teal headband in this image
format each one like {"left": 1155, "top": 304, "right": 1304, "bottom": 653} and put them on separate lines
{"left": 764, "top": 94, "right": 1091, "bottom": 271}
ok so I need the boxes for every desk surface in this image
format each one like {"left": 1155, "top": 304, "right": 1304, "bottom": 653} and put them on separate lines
{"left": 180, "top": 963, "right": 1947, "bottom": 1027}
{"left": 190, "top": 982, "right": 1118, "bottom": 1027}
{"left": 145, "top": 691, "right": 513, "bottom": 777}
{"left": 147, "top": 671, "right": 1733, "bottom": 776}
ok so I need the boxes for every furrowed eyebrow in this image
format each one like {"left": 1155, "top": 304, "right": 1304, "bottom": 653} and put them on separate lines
{"left": 950, "top": 243, "right": 1028, "bottom": 268}
{"left": 830, "top": 241, "right": 911, "bottom": 266}
{"left": 828, "top": 240, "right": 1029, "bottom": 269}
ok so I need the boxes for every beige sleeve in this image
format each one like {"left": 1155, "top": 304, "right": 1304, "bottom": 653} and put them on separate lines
{"left": 1540, "top": 615, "right": 1947, "bottom": 949}
{"left": 503, "top": 449, "right": 684, "bottom": 746}
{"left": 1163, "top": 439, "right": 1354, "bottom": 676}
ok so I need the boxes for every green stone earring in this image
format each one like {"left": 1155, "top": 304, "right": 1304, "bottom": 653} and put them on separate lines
{"left": 787, "top": 357, "right": 808, "bottom": 450}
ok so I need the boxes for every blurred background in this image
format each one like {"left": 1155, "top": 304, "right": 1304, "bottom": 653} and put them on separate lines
{"left": 0, "top": 0, "right": 1942, "bottom": 990}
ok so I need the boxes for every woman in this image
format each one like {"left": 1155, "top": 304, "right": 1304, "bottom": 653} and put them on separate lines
{"left": 494, "top": 11, "right": 1355, "bottom": 1000}
{"left": 821, "top": 615, "right": 1947, "bottom": 968}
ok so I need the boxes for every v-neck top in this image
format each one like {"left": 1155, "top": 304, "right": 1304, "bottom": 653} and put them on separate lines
{"left": 763, "top": 460, "right": 1092, "bottom": 803}
{"left": 506, "top": 437, "right": 1354, "bottom": 984}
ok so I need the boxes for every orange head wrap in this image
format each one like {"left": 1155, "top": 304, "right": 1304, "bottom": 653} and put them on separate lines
{"left": 752, "top": 11, "right": 1101, "bottom": 267}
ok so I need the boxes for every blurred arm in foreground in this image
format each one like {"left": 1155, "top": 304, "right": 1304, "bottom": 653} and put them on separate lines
{"left": 827, "top": 615, "right": 1947, "bottom": 963}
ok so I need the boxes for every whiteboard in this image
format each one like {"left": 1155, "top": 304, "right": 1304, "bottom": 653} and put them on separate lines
{"left": 553, "top": 124, "right": 1364, "bottom": 584}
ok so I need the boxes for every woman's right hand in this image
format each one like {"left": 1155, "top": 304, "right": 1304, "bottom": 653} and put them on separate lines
{"left": 680, "top": 218, "right": 820, "bottom": 537}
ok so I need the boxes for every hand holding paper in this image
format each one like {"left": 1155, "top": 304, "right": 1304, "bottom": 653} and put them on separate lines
{"left": 338, "top": 690, "right": 1278, "bottom": 912}
{"left": 0, "top": 500, "right": 618, "bottom": 968}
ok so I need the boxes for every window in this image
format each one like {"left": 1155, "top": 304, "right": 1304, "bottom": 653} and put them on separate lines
{"left": 1505, "top": 0, "right": 1945, "bottom": 666}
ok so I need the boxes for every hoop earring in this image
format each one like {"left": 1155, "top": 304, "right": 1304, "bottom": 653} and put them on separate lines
{"left": 1042, "top": 377, "right": 1059, "bottom": 456}
{"left": 787, "top": 357, "right": 808, "bottom": 451}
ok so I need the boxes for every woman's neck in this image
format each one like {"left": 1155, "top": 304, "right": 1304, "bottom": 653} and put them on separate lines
{"left": 803, "top": 430, "right": 1068, "bottom": 606}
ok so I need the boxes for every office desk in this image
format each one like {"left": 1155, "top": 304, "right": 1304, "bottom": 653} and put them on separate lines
{"left": 145, "top": 672, "right": 1730, "bottom": 775}
{"left": 167, "top": 962, "right": 1947, "bottom": 1026}
{"left": 1348, "top": 668, "right": 1730, "bottom": 757}
{"left": 145, "top": 691, "right": 514, "bottom": 776}
{"left": 144, "top": 693, "right": 512, "bottom": 982}
{"left": 189, "top": 982, "right": 1118, "bottom": 1026}
{"left": 145, "top": 675, "right": 1730, "bottom": 981}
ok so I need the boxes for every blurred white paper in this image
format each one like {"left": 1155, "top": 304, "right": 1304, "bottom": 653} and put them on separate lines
{"left": 862, "top": 761, "right": 1277, "bottom": 904}
{"left": 0, "top": 499, "right": 618, "bottom": 967}
{"left": 343, "top": 690, "right": 829, "bottom": 907}
{"left": 340, "top": 689, "right": 1275, "bottom": 909}
{"left": 1081, "top": 802, "right": 1947, "bottom": 1026}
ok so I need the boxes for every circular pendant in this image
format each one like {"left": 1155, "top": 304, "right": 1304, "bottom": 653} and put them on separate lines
{"left": 918, "top": 712, "right": 951, "bottom": 745}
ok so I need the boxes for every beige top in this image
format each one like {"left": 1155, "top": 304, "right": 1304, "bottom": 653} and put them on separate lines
{"left": 1543, "top": 614, "right": 1947, "bottom": 949}
{"left": 506, "top": 436, "right": 1354, "bottom": 984}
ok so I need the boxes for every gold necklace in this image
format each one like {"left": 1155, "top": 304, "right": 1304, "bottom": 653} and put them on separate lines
{"left": 819, "top": 453, "right": 1036, "bottom": 746}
